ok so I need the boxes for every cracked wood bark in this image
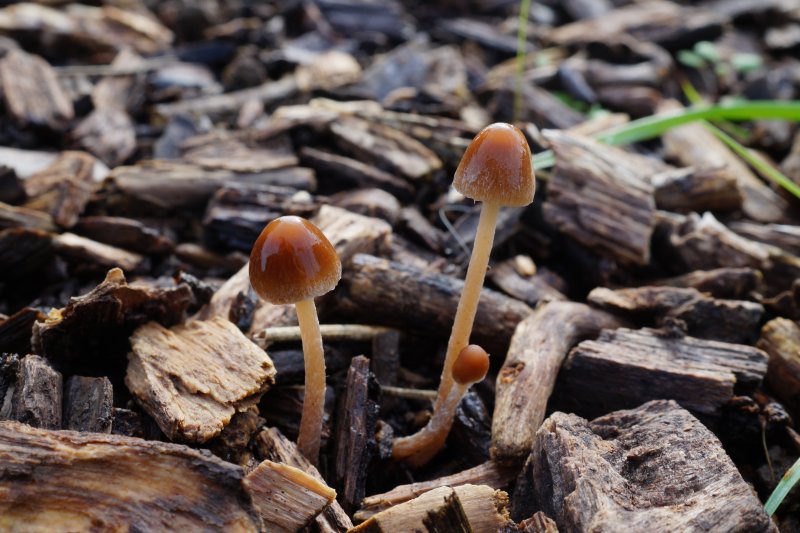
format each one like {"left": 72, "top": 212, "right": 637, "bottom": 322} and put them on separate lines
{"left": 542, "top": 132, "right": 656, "bottom": 266}
{"left": 352, "top": 485, "right": 512, "bottom": 533}
{"left": 651, "top": 267, "right": 761, "bottom": 299}
{"left": 243, "top": 460, "right": 336, "bottom": 533}
{"left": 491, "top": 301, "right": 625, "bottom": 465}
{"left": 0, "top": 420, "right": 262, "bottom": 532}
{"left": 357, "top": 460, "right": 516, "bottom": 521}
{"left": 559, "top": 327, "right": 769, "bottom": 419}
{"left": 22, "top": 151, "right": 96, "bottom": 228}
{"left": 53, "top": 232, "right": 149, "bottom": 273}
{"left": 74, "top": 216, "right": 174, "bottom": 255}
{"left": 254, "top": 426, "right": 353, "bottom": 532}
{"left": 527, "top": 400, "right": 776, "bottom": 533}
{"left": 587, "top": 286, "right": 764, "bottom": 343}
{"left": 422, "top": 491, "right": 472, "bottom": 533}
{"left": 0, "top": 354, "right": 62, "bottom": 430}
{"left": 336, "top": 254, "right": 532, "bottom": 355}
{"left": 334, "top": 356, "right": 378, "bottom": 514}
{"left": 125, "top": 317, "right": 276, "bottom": 443}
{"left": 652, "top": 166, "right": 741, "bottom": 213}
{"left": 62, "top": 376, "right": 113, "bottom": 433}
{"left": 758, "top": 318, "right": 800, "bottom": 415}
{"left": 660, "top": 101, "right": 792, "bottom": 223}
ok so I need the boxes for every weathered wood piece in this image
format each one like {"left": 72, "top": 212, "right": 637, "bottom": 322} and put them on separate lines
{"left": 336, "top": 254, "right": 532, "bottom": 354}
{"left": 492, "top": 302, "right": 625, "bottom": 464}
{"left": 730, "top": 221, "right": 800, "bottom": 257}
{"left": 332, "top": 188, "right": 402, "bottom": 225}
{"left": 588, "top": 286, "right": 764, "bottom": 343}
{"left": 0, "top": 307, "right": 42, "bottom": 353}
{"left": 334, "top": 356, "right": 378, "bottom": 513}
{"left": 547, "top": 1, "right": 723, "bottom": 49}
{"left": 329, "top": 116, "right": 442, "bottom": 180}
{"left": 125, "top": 317, "right": 276, "bottom": 443}
{"left": 300, "top": 147, "right": 414, "bottom": 200}
{"left": 255, "top": 426, "right": 354, "bottom": 532}
{"left": 32, "top": 268, "right": 192, "bottom": 371}
{"left": 652, "top": 166, "right": 742, "bottom": 213}
{"left": 73, "top": 107, "right": 136, "bottom": 167}
{"left": 488, "top": 258, "right": 567, "bottom": 307}
{"left": 74, "top": 216, "right": 174, "bottom": 255}
{"left": 0, "top": 354, "right": 62, "bottom": 430}
{"left": 560, "top": 327, "right": 769, "bottom": 418}
{"left": 528, "top": 400, "right": 776, "bottom": 532}
{"left": 660, "top": 102, "right": 792, "bottom": 223}
{"left": 62, "top": 376, "right": 113, "bottom": 433}
{"left": 758, "top": 318, "right": 800, "bottom": 414}
{"left": 513, "top": 513, "right": 559, "bottom": 533}
{"left": 651, "top": 267, "right": 761, "bottom": 299}
{"left": 663, "top": 212, "right": 800, "bottom": 296}
{"left": 422, "top": 491, "right": 472, "bottom": 533}
{"left": 243, "top": 459, "right": 336, "bottom": 533}
{"left": 0, "top": 228, "right": 54, "bottom": 281}
{"left": 543, "top": 131, "right": 656, "bottom": 266}
{"left": 352, "top": 484, "right": 512, "bottom": 533}
{"left": 53, "top": 232, "right": 149, "bottom": 273}
{"left": 23, "top": 151, "right": 96, "bottom": 228}
{"left": 0, "top": 201, "right": 56, "bottom": 231}
{"left": 0, "top": 49, "right": 73, "bottom": 129}
{"left": 357, "top": 461, "right": 516, "bottom": 521}
{"left": 0, "top": 420, "right": 263, "bottom": 531}
{"left": 371, "top": 330, "right": 400, "bottom": 386}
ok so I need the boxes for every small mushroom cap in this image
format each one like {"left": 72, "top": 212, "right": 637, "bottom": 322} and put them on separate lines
{"left": 453, "top": 123, "right": 535, "bottom": 207}
{"left": 452, "top": 344, "right": 490, "bottom": 385}
{"left": 249, "top": 216, "right": 342, "bottom": 305}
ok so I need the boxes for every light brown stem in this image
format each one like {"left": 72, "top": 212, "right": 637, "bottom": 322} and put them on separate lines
{"left": 392, "top": 201, "right": 499, "bottom": 463}
{"left": 295, "top": 298, "right": 326, "bottom": 465}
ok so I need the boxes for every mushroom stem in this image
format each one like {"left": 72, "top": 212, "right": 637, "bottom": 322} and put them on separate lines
{"left": 294, "top": 297, "right": 326, "bottom": 464}
{"left": 392, "top": 383, "right": 469, "bottom": 465}
{"left": 435, "top": 201, "right": 499, "bottom": 410}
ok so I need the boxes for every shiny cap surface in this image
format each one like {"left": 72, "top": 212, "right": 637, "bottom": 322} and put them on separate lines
{"left": 452, "top": 344, "right": 490, "bottom": 385}
{"left": 453, "top": 123, "right": 535, "bottom": 207}
{"left": 249, "top": 216, "right": 341, "bottom": 304}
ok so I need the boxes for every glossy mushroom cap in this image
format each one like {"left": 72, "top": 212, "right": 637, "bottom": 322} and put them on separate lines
{"left": 249, "top": 216, "right": 342, "bottom": 305}
{"left": 453, "top": 123, "right": 535, "bottom": 207}
{"left": 451, "top": 344, "right": 490, "bottom": 385}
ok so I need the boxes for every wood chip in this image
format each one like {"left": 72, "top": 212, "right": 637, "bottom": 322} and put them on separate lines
{"left": 243, "top": 459, "right": 336, "bottom": 532}
{"left": 73, "top": 108, "right": 137, "bottom": 167}
{"left": 0, "top": 354, "right": 62, "bottom": 430}
{"left": 352, "top": 484, "right": 512, "bottom": 533}
{"left": 527, "top": 400, "right": 776, "bottom": 532}
{"left": 543, "top": 131, "right": 657, "bottom": 266}
{"left": 491, "top": 301, "right": 625, "bottom": 464}
{"left": 126, "top": 317, "right": 275, "bottom": 443}
{"left": 0, "top": 49, "right": 73, "bottom": 129}
{"left": 0, "top": 420, "right": 262, "bottom": 531}
{"left": 560, "top": 327, "right": 769, "bottom": 418}
{"left": 62, "top": 376, "right": 113, "bottom": 433}
{"left": 758, "top": 318, "right": 800, "bottom": 415}
{"left": 54, "top": 232, "right": 149, "bottom": 273}
{"left": 23, "top": 151, "right": 96, "bottom": 228}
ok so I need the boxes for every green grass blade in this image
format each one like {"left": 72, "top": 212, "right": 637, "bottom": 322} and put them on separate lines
{"left": 706, "top": 123, "right": 800, "bottom": 201}
{"left": 513, "top": 0, "right": 532, "bottom": 123}
{"left": 765, "top": 455, "right": 800, "bottom": 516}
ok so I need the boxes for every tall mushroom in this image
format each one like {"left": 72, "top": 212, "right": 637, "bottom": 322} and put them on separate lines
{"left": 392, "top": 344, "right": 491, "bottom": 465}
{"left": 393, "top": 122, "right": 535, "bottom": 464}
{"left": 249, "top": 215, "right": 341, "bottom": 464}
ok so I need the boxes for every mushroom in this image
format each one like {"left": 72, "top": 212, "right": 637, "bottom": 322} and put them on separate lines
{"left": 249, "top": 215, "right": 341, "bottom": 464}
{"left": 392, "top": 344, "right": 490, "bottom": 465}
{"left": 392, "top": 122, "right": 535, "bottom": 464}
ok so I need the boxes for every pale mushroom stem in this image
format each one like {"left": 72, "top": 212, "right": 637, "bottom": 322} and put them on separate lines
{"left": 392, "top": 383, "right": 470, "bottom": 465}
{"left": 435, "top": 201, "right": 499, "bottom": 411}
{"left": 391, "top": 201, "right": 499, "bottom": 463}
{"left": 295, "top": 297, "right": 326, "bottom": 465}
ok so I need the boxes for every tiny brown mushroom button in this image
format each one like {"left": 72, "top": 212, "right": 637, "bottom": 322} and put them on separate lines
{"left": 249, "top": 215, "right": 341, "bottom": 465}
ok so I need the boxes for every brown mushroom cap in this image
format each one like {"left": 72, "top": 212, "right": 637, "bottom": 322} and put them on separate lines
{"left": 453, "top": 123, "right": 535, "bottom": 207}
{"left": 451, "top": 344, "right": 490, "bottom": 385}
{"left": 249, "top": 216, "right": 342, "bottom": 305}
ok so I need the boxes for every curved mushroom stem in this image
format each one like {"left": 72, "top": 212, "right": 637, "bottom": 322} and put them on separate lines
{"left": 392, "top": 383, "right": 469, "bottom": 466}
{"left": 391, "top": 201, "right": 499, "bottom": 463}
{"left": 295, "top": 297, "right": 326, "bottom": 465}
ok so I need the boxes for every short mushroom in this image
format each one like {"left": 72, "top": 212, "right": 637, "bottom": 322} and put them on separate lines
{"left": 392, "top": 344, "right": 490, "bottom": 465}
{"left": 249, "top": 215, "right": 341, "bottom": 464}
{"left": 393, "top": 122, "right": 535, "bottom": 464}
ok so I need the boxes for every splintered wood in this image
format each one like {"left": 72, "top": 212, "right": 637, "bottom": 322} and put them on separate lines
{"left": 0, "top": 421, "right": 262, "bottom": 532}
{"left": 560, "top": 327, "right": 769, "bottom": 418}
{"left": 543, "top": 132, "right": 656, "bottom": 265}
{"left": 243, "top": 460, "right": 336, "bottom": 533}
{"left": 526, "top": 401, "right": 776, "bottom": 532}
{"left": 125, "top": 317, "right": 276, "bottom": 442}
{"left": 492, "top": 302, "right": 625, "bottom": 464}
{"left": 352, "top": 484, "right": 512, "bottom": 533}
